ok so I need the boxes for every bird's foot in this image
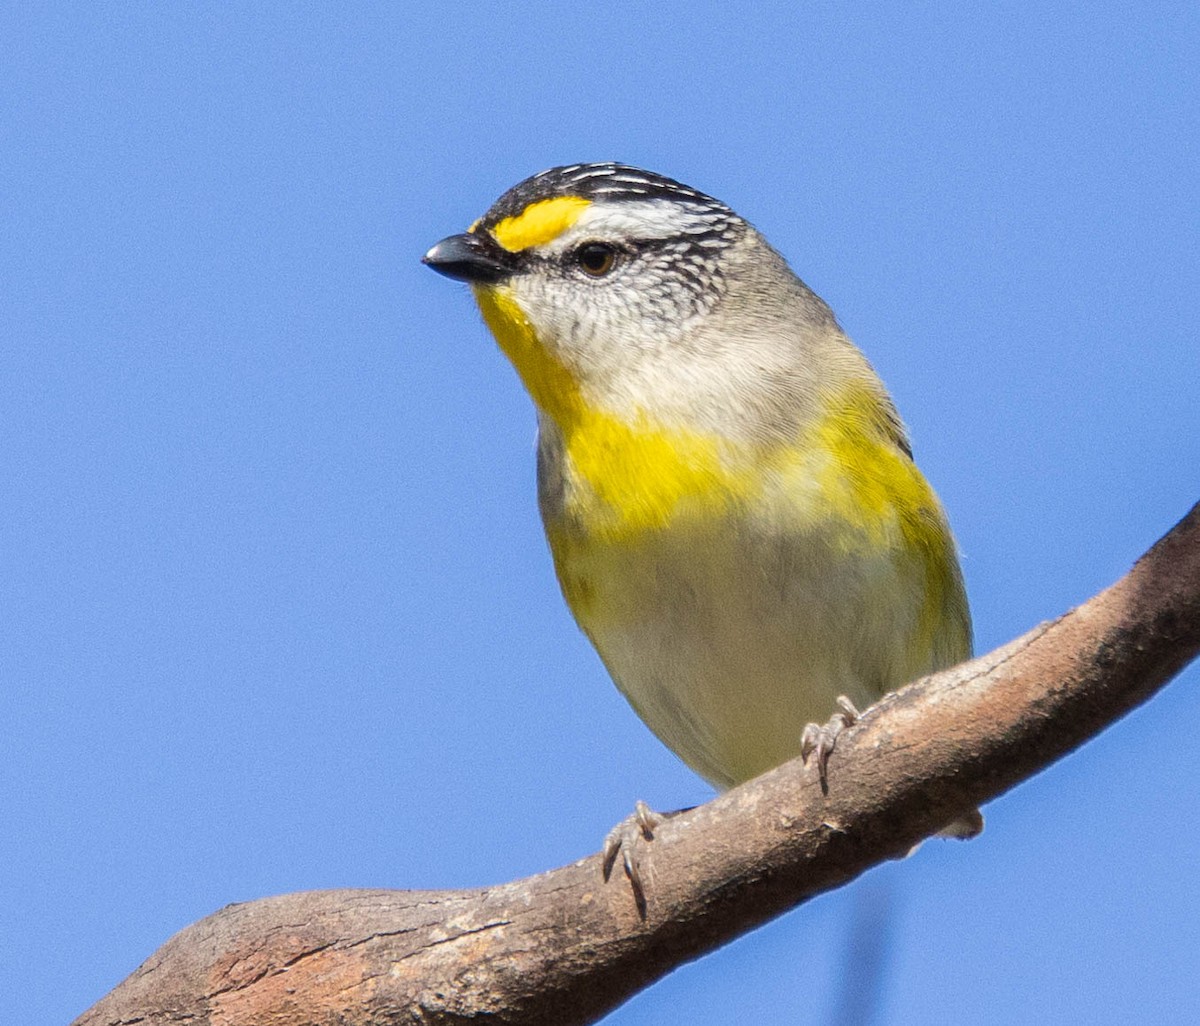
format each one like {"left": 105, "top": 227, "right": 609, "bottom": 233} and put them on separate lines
{"left": 601, "top": 800, "right": 668, "bottom": 917}
{"left": 800, "top": 694, "right": 861, "bottom": 791}
{"left": 937, "top": 808, "right": 984, "bottom": 839}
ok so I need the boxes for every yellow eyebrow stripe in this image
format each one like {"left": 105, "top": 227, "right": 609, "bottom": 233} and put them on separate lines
{"left": 490, "top": 195, "right": 592, "bottom": 252}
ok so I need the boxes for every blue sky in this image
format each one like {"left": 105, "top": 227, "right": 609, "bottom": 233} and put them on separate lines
{"left": 3, "top": 6, "right": 1198, "bottom": 1023}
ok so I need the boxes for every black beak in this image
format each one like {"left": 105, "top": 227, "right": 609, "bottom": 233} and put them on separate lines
{"left": 422, "top": 231, "right": 515, "bottom": 284}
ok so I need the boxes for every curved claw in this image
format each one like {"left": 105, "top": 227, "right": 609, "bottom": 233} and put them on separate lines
{"left": 800, "top": 695, "right": 861, "bottom": 790}
{"left": 601, "top": 800, "right": 663, "bottom": 918}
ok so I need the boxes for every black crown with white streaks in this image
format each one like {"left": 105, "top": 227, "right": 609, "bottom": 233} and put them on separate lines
{"left": 479, "top": 163, "right": 738, "bottom": 232}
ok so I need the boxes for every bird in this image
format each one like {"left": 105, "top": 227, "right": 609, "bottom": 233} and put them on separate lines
{"left": 423, "top": 163, "right": 981, "bottom": 884}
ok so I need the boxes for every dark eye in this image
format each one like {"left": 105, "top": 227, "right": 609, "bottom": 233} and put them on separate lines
{"left": 574, "top": 242, "right": 618, "bottom": 277}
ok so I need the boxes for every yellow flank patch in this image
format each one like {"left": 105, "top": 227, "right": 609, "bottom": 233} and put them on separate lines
{"left": 809, "top": 386, "right": 928, "bottom": 544}
{"left": 489, "top": 195, "right": 592, "bottom": 252}
{"left": 809, "top": 383, "right": 969, "bottom": 661}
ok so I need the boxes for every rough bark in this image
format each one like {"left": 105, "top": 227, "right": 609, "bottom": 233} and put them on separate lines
{"left": 75, "top": 502, "right": 1200, "bottom": 1026}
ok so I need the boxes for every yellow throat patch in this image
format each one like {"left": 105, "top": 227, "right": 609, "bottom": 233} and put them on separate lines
{"left": 471, "top": 284, "right": 750, "bottom": 541}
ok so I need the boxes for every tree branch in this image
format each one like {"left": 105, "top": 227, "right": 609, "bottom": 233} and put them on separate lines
{"left": 75, "top": 502, "right": 1200, "bottom": 1026}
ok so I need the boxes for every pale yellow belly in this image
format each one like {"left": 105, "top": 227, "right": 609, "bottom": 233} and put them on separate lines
{"left": 549, "top": 513, "right": 964, "bottom": 790}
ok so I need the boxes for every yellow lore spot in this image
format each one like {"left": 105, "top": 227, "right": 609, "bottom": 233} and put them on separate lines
{"left": 490, "top": 195, "right": 592, "bottom": 252}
